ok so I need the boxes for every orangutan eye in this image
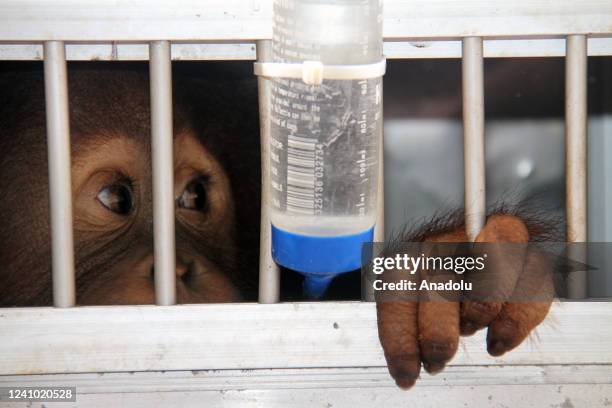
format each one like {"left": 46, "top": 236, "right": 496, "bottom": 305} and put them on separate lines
{"left": 178, "top": 177, "right": 209, "bottom": 212}
{"left": 97, "top": 183, "right": 134, "bottom": 216}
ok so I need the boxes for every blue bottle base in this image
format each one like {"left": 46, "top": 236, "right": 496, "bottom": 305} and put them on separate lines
{"left": 271, "top": 224, "right": 374, "bottom": 298}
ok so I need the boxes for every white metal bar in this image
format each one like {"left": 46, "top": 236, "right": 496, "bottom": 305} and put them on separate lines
{"left": 462, "top": 37, "right": 486, "bottom": 241}
{"left": 149, "top": 41, "right": 177, "bottom": 306}
{"left": 256, "top": 40, "right": 280, "bottom": 304}
{"left": 1, "top": 1, "right": 612, "bottom": 41}
{"left": 43, "top": 41, "right": 76, "bottom": 308}
{"left": 0, "top": 302, "right": 611, "bottom": 375}
{"left": 565, "top": 35, "right": 588, "bottom": 299}
{"left": 3, "top": 38, "right": 612, "bottom": 61}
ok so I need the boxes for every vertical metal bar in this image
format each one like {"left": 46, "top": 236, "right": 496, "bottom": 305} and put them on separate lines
{"left": 462, "top": 37, "right": 486, "bottom": 241}
{"left": 44, "top": 41, "right": 76, "bottom": 308}
{"left": 149, "top": 40, "right": 176, "bottom": 306}
{"left": 565, "top": 34, "right": 588, "bottom": 299}
{"left": 257, "top": 40, "right": 281, "bottom": 304}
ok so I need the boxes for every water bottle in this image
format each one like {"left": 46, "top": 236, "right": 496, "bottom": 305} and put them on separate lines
{"left": 268, "top": 0, "right": 384, "bottom": 297}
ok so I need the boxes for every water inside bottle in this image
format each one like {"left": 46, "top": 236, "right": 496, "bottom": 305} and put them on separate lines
{"left": 271, "top": 212, "right": 375, "bottom": 236}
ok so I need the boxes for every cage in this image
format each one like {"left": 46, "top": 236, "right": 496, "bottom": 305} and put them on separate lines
{"left": 0, "top": 1, "right": 611, "bottom": 407}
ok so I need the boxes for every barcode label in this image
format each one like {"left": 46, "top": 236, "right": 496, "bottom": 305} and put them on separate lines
{"left": 286, "top": 134, "right": 316, "bottom": 215}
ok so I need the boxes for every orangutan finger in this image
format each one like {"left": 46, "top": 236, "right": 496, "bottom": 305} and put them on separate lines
{"left": 486, "top": 301, "right": 551, "bottom": 356}
{"left": 487, "top": 247, "right": 555, "bottom": 356}
{"left": 418, "top": 301, "right": 460, "bottom": 374}
{"left": 377, "top": 301, "right": 421, "bottom": 389}
{"left": 461, "top": 214, "right": 530, "bottom": 335}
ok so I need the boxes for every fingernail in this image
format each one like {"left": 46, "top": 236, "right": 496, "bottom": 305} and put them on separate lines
{"left": 388, "top": 354, "right": 420, "bottom": 390}
{"left": 487, "top": 338, "right": 506, "bottom": 356}
{"left": 394, "top": 373, "right": 417, "bottom": 390}
{"left": 423, "top": 361, "right": 445, "bottom": 375}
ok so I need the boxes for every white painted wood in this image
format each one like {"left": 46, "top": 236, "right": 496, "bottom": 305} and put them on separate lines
{"left": 1, "top": 383, "right": 610, "bottom": 408}
{"left": 0, "top": 302, "right": 611, "bottom": 375}
{"left": 0, "top": 0, "right": 273, "bottom": 42}
{"left": 2, "top": 365, "right": 610, "bottom": 407}
{"left": 0, "top": 1, "right": 610, "bottom": 42}
{"left": 2, "top": 365, "right": 611, "bottom": 393}
{"left": 383, "top": 1, "right": 612, "bottom": 39}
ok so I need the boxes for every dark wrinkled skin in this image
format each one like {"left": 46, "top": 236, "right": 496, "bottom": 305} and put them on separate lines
{"left": 377, "top": 211, "right": 557, "bottom": 389}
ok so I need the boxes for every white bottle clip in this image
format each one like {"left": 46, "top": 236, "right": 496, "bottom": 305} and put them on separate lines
{"left": 302, "top": 61, "right": 324, "bottom": 85}
{"left": 254, "top": 59, "right": 386, "bottom": 85}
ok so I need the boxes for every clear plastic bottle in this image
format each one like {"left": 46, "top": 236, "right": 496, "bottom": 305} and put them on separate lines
{"left": 269, "top": 0, "right": 384, "bottom": 297}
